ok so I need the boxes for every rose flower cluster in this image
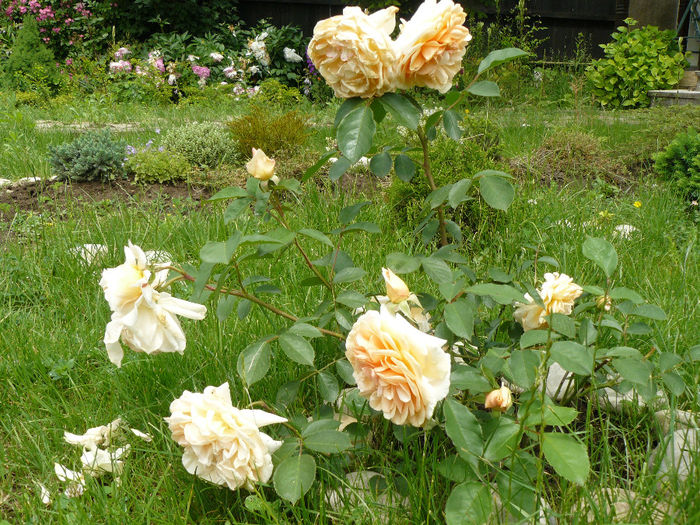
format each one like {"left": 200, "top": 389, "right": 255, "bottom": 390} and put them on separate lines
{"left": 307, "top": 0, "right": 472, "bottom": 98}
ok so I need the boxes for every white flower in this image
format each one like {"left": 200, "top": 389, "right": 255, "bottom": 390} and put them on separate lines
{"left": 345, "top": 307, "right": 449, "bottom": 426}
{"left": 165, "top": 382, "right": 287, "bottom": 491}
{"left": 167, "top": 74, "right": 177, "bottom": 85}
{"left": 81, "top": 445, "right": 130, "bottom": 477}
{"left": 283, "top": 47, "right": 303, "bottom": 63}
{"left": 223, "top": 66, "right": 236, "bottom": 79}
{"left": 514, "top": 272, "right": 583, "bottom": 331}
{"left": 248, "top": 65, "right": 260, "bottom": 75}
{"left": 54, "top": 463, "right": 85, "bottom": 497}
{"left": 100, "top": 242, "right": 206, "bottom": 366}
{"left": 64, "top": 418, "right": 123, "bottom": 450}
{"left": 209, "top": 52, "right": 224, "bottom": 62}
{"left": 187, "top": 54, "right": 199, "bottom": 62}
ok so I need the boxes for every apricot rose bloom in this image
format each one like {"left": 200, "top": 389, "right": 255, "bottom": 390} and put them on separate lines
{"left": 345, "top": 307, "right": 450, "bottom": 426}
{"left": 308, "top": 6, "right": 398, "bottom": 98}
{"left": 382, "top": 267, "right": 410, "bottom": 303}
{"left": 165, "top": 382, "right": 287, "bottom": 491}
{"left": 246, "top": 148, "right": 276, "bottom": 181}
{"left": 100, "top": 242, "right": 207, "bottom": 367}
{"left": 484, "top": 385, "right": 513, "bottom": 411}
{"left": 394, "top": 0, "right": 472, "bottom": 93}
{"left": 514, "top": 272, "right": 583, "bottom": 331}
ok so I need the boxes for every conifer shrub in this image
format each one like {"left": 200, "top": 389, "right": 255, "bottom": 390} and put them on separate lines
{"left": 654, "top": 128, "right": 700, "bottom": 201}
{"left": 49, "top": 130, "right": 126, "bottom": 182}
{"left": 2, "top": 17, "right": 60, "bottom": 93}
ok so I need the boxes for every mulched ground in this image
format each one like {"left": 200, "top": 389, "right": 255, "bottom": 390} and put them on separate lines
{"left": 0, "top": 180, "right": 212, "bottom": 223}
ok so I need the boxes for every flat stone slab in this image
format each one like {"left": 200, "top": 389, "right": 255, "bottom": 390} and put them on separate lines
{"left": 649, "top": 89, "right": 700, "bottom": 106}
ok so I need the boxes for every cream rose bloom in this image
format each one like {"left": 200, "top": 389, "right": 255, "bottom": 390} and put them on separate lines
{"left": 514, "top": 272, "right": 583, "bottom": 331}
{"left": 165, "top": 382, "right": 287, "bottom": 491}
{"left": 100, "top": 242, "right": 206, "bottom": 367}
{"left": 345, "top": 307, "right": 450, "bottom": 426}
{"left": 308, "top": 6, "right": 398, "bottom": 99}
{"left": 393, "top": 0, "right": 472, "bottom": 93}
{"left": 484, "top": 385, "right": 513, "bottom": 411}
{"left": 382, "top": 267, "right": 410, "bottom": 303}
{"left": 246, "top": 148, "right": 276, "bottom": 181}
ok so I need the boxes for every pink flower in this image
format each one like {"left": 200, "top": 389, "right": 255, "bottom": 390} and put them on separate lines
{"left": 191, "top": 64, "right": 211, "bottom": 80}
{"left": 65, "top": 58, "right": 73, "bottom": 66}
{"left": 154, "top": 58, "right": 165, "bottom": 73}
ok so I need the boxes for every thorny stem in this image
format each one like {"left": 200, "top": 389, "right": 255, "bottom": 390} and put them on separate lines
{"left": 270, "top": 193, "right": 334, "bottom": 293}
{"left": 417, "top": 127, "right": 448, "bottom": 246}
{"left": 164, "top": 266, "right": 345, "bottom": 340}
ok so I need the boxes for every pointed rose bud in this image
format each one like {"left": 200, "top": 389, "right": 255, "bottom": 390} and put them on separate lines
{"left": 246, "top": 148, "right": 276, "bottom": 181}
{"left": 484, "top": 386, "right": 513, "bottom": 412}
{"left": 382, "top": 267, "right": 410, "bottom": 303}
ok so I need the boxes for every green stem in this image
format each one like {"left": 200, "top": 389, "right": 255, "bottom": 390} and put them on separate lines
{"left": 417, "top": 127, "right": 447, "bottom": 247}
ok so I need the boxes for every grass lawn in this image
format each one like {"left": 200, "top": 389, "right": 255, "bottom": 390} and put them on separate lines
{"left": 1, "top": 96, "right": 698, "bottom": 523}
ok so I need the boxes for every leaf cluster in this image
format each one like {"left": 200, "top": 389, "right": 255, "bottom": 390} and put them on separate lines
{"left": 162, "top": 121, "right": 237, "bottom": 168}
{"left": 125, "top": 148, "right": 193, "bottom": 185}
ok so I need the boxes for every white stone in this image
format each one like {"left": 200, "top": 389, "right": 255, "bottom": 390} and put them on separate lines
{"left": 0, "top": 178, "right": 12, "bottom": 188}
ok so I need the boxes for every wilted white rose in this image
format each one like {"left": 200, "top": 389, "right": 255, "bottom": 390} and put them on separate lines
{"left": 64, "top": 418, "right": 123, "bottom": 449}
{"left": 165, "top": 382, "right": 287, "bottom": 491}
{"left": 80, "top": 445, "right": 130, "bottom": 477}
{"left": 246, "top": 148, "right": 276, "bottom": 181}
{"left": 99, "top": 242, "right": 150, "bottom": 314}
{"left": 308, "top": 6, "right": 398, "bottom": 98}
{"left": 345, "top": 307, "right": 449, "bottom": 426}
{"left": 283, "top": 47, "right": 303, "bottom": 63}
{"left": 394, "top": 0, "right": 472, "bottom": 93}
{"left": 514, "top": 272, "right": 582, "bottom": 331}
{"left": 54, "top": 463, "right": 85, "bottom": 497}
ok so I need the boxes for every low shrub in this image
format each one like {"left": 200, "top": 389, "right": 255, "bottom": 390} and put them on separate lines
{"left": 13, "top": 91, "right": 43, "bottom": 107}
{"left": 49, "top": 130, "right": 126, "bottom": 182}
{"left": 162, "top": 122, "right": 236, "bottom": 168}
{"left": 126, "top": 149, "right": 192, "bottom": 185}
{"left": 255, "top": 78, "right": 303, "bottom": 106}
{"left": 228, "top": 104, "right": 309, "bottom": 156}
{"left": 654, "top": 128, "right": 700, "bottom": 201}
{"left": 510, "top": 129, "right": 628, "bottom": 187}
{"left": 387, "top": 134, "right": 495, "bottom": 223}
{"left": 586, "top": 18, "right": 687, "bottom": 109}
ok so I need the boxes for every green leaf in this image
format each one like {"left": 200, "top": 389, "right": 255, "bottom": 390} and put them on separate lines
{"left": 662, "top": 372, "right": 685, "bottom": 396}
{"left": 216, "top": 295, "right": 237, "bottom": 322}
{"left": 451, "top": 365, "right": 492, "bottom": 393}
{"left": 478, "top": 174, "right": 514, "bottom": 211}
{"left": 448, "top": 178, "right": 473, "bottom": 208}
{"left": 200, "top": 241, "right": 231, "bottom": 264}
{"left": 466, "top": 283, "right": 525, "bottom": 304}
{"left": 333, "top": 267, "right": 366, "bottom": 284}
{"left": 394, "top": 154, "right": 416, "bottom": 182}
{"left": 273, "top": 454, "right": 316, "bottom": 503}
{"left": 523, "top": 401, "right": 578, "bottom": 427}
{"left": 298, "top": 228, "right": 334, "bottom": 247}
{"left": 334, "top": 98, "right": 363, "bottom": 128}
{"left": 609, "top": 287, "right": 644, "bottom": 304}
{"left": 378, "top": 92, "right": 421, "bottom": 130}
{"left": 443, "top": 109, "right": 462, "bottom": 140}
{"left": 318, "top": 371, "right": 340, "bottom": 403}
{"left": 445, "top": 482, "right": 492, "bottom": 525}
{"left": 445, "top": 299, "right": 475, "bottom": 339}
{"left": 422, "top": 257, "right": 453, "bottom": 284}
{"left": 337, "top": 105, "right": 375, "bottom": 163}
{"left": 519, "top": 329, "right": 550, "bottom": 349}
{"left": 329, "top": 157, "right": 351, "bottom": 181}
{"left": 613, "top": 358, "right": 652, "bottom": 385}
{"left": 467, "top": 80, "right": 501, "bottom": 97}
{"left": 437, "top": 455, "right": 474, "bottom": 483}
{"left": 444, "top": 398, "right": 483, "bottom": 468}
{"left": 386, "top": 252, "right": 421, "bottom": 274}
{"left": 370, "top": 151, "right": 392, "bottom": 177}
{"left": 659, "top": 352, "right": 682, "bottom": 372}
{"left": 302, "top": 150, "right": 337, "bottom": 182}
{"left": 550, "top": 341, "right": 593, "bottom": 375}
{"left": 426, "top": 185, "right": 452, "bottom": 209}
{"left": 483, "top": 418, "right": 520, "bottom": 461}
{"left": 303, "top": 429, "right": 351, "bottom": 454}
{"left": 542, "top": 432, "right": 589, "bottom": 485}
{"left": 223, "top": 198, "right": 251, "bottom": 223}
{"left": 478, "top": 48, "right": 529, "bottom": 75}
{"left": 208, "top": 186, "right": 249, "bottom": 201}
{"left": 278, "top": 333, "right": 315, "bottom": 366}
{"left": 336, "top": 290, "right": 367, "bottom": 309}
{"left": 633, "top": 304, "right": 666, "bottom": 320}
{"left": 288, "top": 323, "right": 322, "bottom": 339}
{"left": 508, "top": 349, "right": 539, "bottom": 388}
{"left": 548, "top": 313, "right": 576, "bottom": 338}
{"left": 339, "top": 201, "right": 371, "bottom": 224}
{"left": 582, "top": 237, "right": 617, "bottom": 278}
{"left": 336, "top": 359, "right": 357, "bottom": 385}
{"left": 237, "top": 339, "right": 271, "bottom": 385}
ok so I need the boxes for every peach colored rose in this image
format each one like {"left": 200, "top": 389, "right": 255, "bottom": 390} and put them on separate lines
{"left": 382, "top": 267, "right": 410, "bottom": 303}
{"left": 345, "top": 307, "right": 449, "bottom": 426}
{"left": 308, "top": 6, "right": 398, "bottom": 99}
{"left": 514, "top": 272, "right": 583, "bottom": 331}
{"left": 246, "top": 148, "right": 276, "bottom": 181}
{"left": 484, "top": 386, "right": 513, "bottom": 411}
{"left": 394, "top": 0, "right": 472, "bottom": 93}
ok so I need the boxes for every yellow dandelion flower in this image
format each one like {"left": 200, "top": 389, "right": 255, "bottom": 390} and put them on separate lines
{"left": 633, "top": 201, "right": 642, "bottom": 208}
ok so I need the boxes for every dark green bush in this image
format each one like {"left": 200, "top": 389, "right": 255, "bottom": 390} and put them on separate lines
{"left": 2, "top": 17, "right": 60, "bottom": 93}
{"left": 586, "top": 18, "right": 687, "bottom": 109}
{"left": 387, "top": 135, "right": 495, "bottom": 223}
{"left": 228, "top": 104, "right": 309, "bottom": 157}
{"left": 162, "top": 122, "right": 237, "bottom": 168}
{"left": 49, "top": 130, "right": 126, "bottom": 182}
{"left": 126, "top": 149, "right": 192, "bottom": 184}
{"left": 654, "top": 128, "right": 700, "bottom": 201}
